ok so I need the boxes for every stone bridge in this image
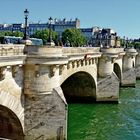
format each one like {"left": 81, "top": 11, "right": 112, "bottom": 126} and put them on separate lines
{"left": 0, "top": 44, "right": 139, "bottom": 140}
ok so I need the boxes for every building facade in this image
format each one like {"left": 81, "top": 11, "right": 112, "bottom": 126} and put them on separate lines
{"left": 0, "top": 19, "right": 120, "bottom": 47}
{"left": 90, "top": 28, "right": 121, "bottom": 47}
{"left": 0, "top": 18, "right": 80, "bottom": 38}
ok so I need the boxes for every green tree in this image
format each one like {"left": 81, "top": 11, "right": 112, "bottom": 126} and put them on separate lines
{"left": 0, "top": 31, "right": 24, "bottom": 37}
{"left": 62, "top": 28, "right": 87, "bottom": 47}
{"left": 120, "top": 38, "right": 125, "bottom": 47}
{"left": 133, "top": 42, "right": 140, "bottom": 48}
{"left": 12, "top": 31, "right": 24, "bottom": 37}
{"left": 32, "top": 29, "right": 58, "bottom": 45}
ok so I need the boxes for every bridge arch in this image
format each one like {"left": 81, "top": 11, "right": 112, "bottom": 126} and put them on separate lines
{"left": 0, "top": 105, "right": 24, "bottom": 140}
{"left": 61, "top": 71, "right": 96, "bottom": 102}
{"left": 113, "top": 63, "right": 122, "bottom": 82}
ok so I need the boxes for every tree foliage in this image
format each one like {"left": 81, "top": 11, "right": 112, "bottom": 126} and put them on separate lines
{"left": 0, "top": 31, "right": 24, "bottom": 37}
{"left": 120, "top": 38, "right": 140, "bottom": 48}
{"left": 32, "top": 29, "right": 58, "bottom": 45}
{"left": 12, "top": 31, "right": 24, "bottom": 37}
{"left": 62, "top": 28, "right": 87, "bottom": 47}
{"left": 133, "top": 41, "right": 140, "bottom": 48}
{"left": 120, "top": 38, "right": 125, "bottom": 47}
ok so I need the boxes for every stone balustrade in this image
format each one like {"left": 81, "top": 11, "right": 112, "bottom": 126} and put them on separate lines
{"left": 0, "top": 44, "right": 25, "bottom": 56}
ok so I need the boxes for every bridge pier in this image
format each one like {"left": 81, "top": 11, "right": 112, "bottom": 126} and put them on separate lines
{"left": 97, "top": 48, "right": 120, "bottom": 102}
{"left": 24, "top": 54, "right": 67, "bottom": 139}
{"left": 135, "top": 50, "right": 140, "bottom": 79}
{"left": 121, "top": 48, "right": 138, "bottom": 87}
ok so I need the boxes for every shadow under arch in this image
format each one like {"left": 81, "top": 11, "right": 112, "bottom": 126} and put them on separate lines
{"left": 113, "top": 63, "right": 122, "bottom": 83}
{"left": 0, "top": 105, "right": 24, "bottom": 140}
{"left": 61, "top": 71, "right": 96, "bottom": 103}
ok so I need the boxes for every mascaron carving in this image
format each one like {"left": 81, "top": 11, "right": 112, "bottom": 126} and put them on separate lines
{"left": 50, "top": 65, "right": 58, "bottom": 77}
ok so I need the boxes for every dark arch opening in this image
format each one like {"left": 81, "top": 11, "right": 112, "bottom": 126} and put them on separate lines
{"left": 114, "top": 63, "right": 121, "bottom": 82}
{"left": 61, "top": 72, "right": 96, "bottom": 103}
{"left": 133, "top": 61, "right": 135, "bottom": 68}
{"left": 0, "top": 105, "right": 24, "bottom": 140}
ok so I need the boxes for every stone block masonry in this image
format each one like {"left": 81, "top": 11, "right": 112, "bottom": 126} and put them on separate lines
{"left": 0, "top": 45, "right": 139, "bottom": 140}
{"left": 97, "top": 72, "right": 119, "bottom": 101}
{"left": 24, "top": 88, "right": 67, "bottom": 140}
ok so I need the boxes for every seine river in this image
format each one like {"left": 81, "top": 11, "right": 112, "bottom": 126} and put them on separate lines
{"left": 68, "top": 80, "right": 140, "bottom": 140}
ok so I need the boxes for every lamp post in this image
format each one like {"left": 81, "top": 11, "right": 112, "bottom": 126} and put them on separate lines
{"left": 48, "top": 16, "right": 53, "bottom": 42}
{"left": 126, "top": 37, "right": 129, "bottom": 48}
{"left": 47, "top": 17, "right": 55, "bottom": 46}
{"left": 123, "top": 36, "right": 126, "bottom": 47}
{"left": 23, "top": 9, "right": 29, "bottom": 40}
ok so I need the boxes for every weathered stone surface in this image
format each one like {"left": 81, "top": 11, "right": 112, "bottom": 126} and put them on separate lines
{"left": 135, "top": 66, "right": 140, "bottom": 79}
{"left": 121, "top": 68, "right": 136, "bottom": 87}
{"left": 97, "top": 72, "right": 119, "bottom": 101}
{"left": 24, "top": 88, "right": 67, "bottom": 140}
{"left": 0, "top": 67, "right": 24, "bottom": 140}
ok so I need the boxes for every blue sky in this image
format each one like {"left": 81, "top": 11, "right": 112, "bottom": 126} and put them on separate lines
{"left": 0, "top": 0, "right": 140, "bottom": 38}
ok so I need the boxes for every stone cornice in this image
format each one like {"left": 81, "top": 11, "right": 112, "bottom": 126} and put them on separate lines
{"left": 0, "top": 55, "right": 26, "bottom": 67}
{"left": 26, "top": 55, "right": 68, "bottom": 65}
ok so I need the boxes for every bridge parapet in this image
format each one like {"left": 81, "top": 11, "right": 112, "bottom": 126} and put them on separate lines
{"left": 62, "top": 47, "right": 100, "bottom": 54}
{"left": 26, "top": 46, "right": 101, "bottom": 64}
{"left": 0, "top": 44, "right": 25, "bottom": 56}
{"left": 26, "top": 45, "right": 63, "bottom": 56}
{"left": 101, "top": 48, "right": 125, "bottom": 55}
{"left": 26, "top": 46, "right": 101, "bottom": 56}
{"left": 0, "top": 44, "right": 26, "bottom": 67}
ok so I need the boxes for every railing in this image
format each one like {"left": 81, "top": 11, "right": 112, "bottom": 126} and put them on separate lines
{"left": 62, "top": 47, "right": 100, "bottom": 54}
{"left": 101, "top": 48, "right": 124, "bottom": 53}
{"left": 0, "top": 44, "right": 25, "bottom": 56}
{"left": 26, "top": 45, "right": 101, "bottom": 56}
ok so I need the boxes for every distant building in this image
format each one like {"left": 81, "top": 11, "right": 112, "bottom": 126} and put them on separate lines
{"left": 0, "top": 18, "right": 80, "bottom": 38}
{"left": 0, "top": 19, "right": 121, "bottom": 47}
{"left": 80, "top": 28, "right": 94, "bottom": 40}
{"left": 91, "top": 28, "right": 121, "bottom": 47}
{"left": 53, "top": 18, "right": 80, "bottom": 36}
{"left": 80, "top": 26, "right": 101, "bottom": 44}
{"left": 0, "top": 24, "right": 13, "bottom": 32}
{"left": 28, "top": 23, "right": 48, "bottom": 35}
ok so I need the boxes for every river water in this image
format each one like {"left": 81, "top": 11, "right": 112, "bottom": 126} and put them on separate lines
{"left": 68, "top": 80, "right": 140, "bottom": 140}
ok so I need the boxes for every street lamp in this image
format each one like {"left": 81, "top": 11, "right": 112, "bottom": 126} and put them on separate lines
{"left": 23, "top": 9, "right": 29, "bottom": 40}
{"left": 126, "top": 37, "right": 129, "bottom": 48}
{"left": 47, "top": 17, "right": 55, "bottom": 46}
{"left": 123, "top": 36, "right": 126, "bottom": 47}
{"left": 48, "top": 16, "right": 53, "bottom": 42}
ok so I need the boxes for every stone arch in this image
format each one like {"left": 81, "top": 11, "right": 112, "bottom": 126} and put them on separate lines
{"left": 113, "top": 63, "right": 122, "bottom": 82}
{"left": 61, "top": 71, "right": 96, "bottom": 102}
{"left": 0, "top": 105, "right": 24, "bottom": 140}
